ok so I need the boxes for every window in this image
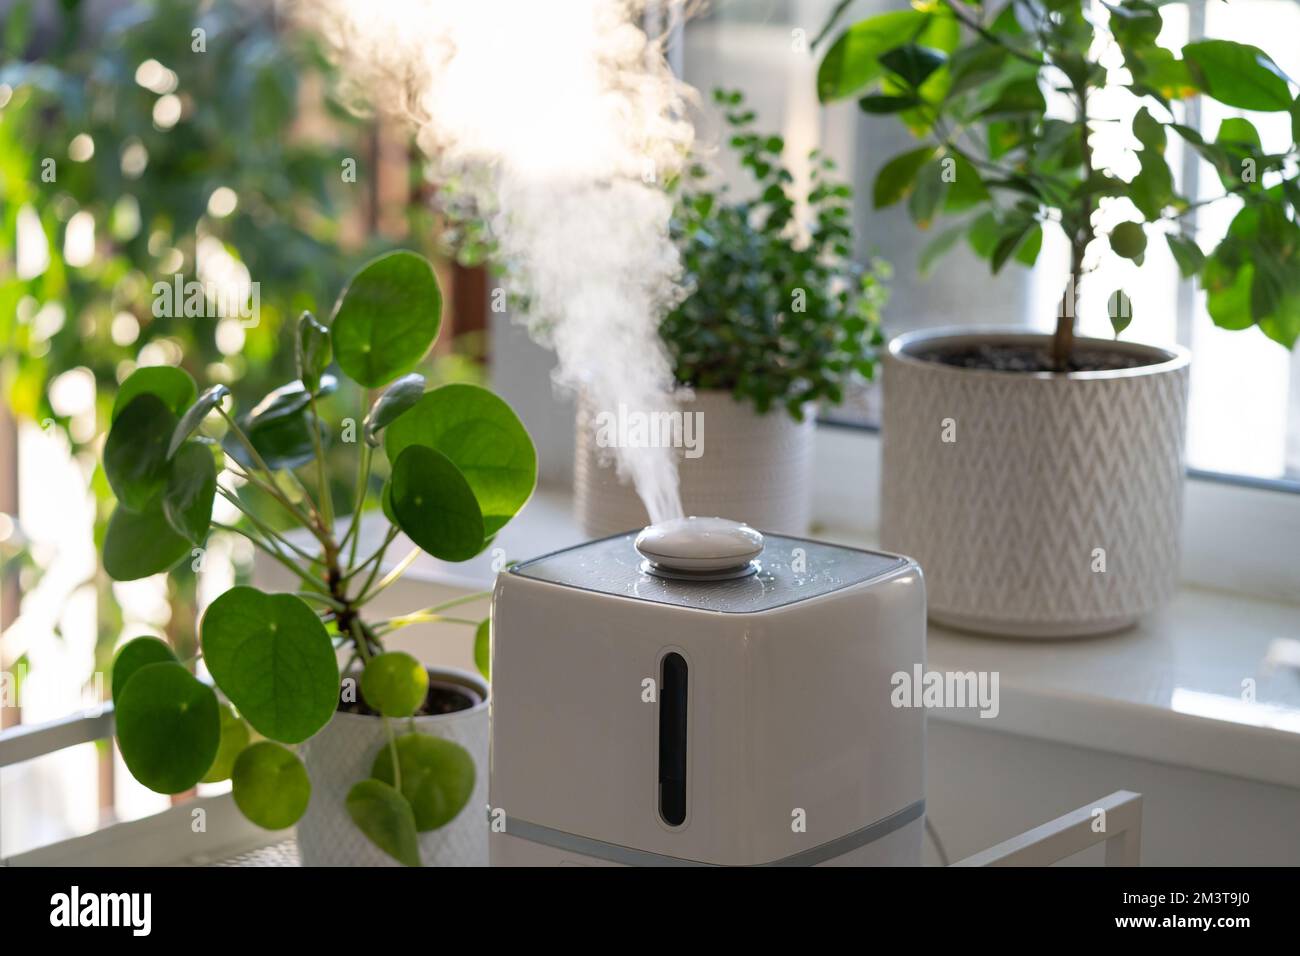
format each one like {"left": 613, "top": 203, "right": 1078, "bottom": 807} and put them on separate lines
{"left": 682, "top": 0, "right": 1300, "bottom": 487}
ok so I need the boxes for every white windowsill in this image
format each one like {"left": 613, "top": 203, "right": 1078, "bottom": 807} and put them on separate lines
{"left": 374, "top": 481, "right": 1300, "bottom": 794}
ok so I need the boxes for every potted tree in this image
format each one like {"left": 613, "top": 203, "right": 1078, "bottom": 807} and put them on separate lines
{"left": 817, "top": 0, "right": 1299, "bottom": 636}
{"left": 102, "top": 251, "right": 536, "bottom": 865}
{"left": 575, "top": 89, "right": 890, "bottom": 536}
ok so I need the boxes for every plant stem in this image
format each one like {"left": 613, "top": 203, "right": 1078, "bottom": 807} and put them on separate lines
{"left": 294, "top": 591, "right": 345, "bottom": 612}
{"left": 218, "top": 412, "right": 325, "bottom": 542}
{"left": 339, "top": 442, "right": 373, "bottom": 570}
{"left": 212, "top": 521, "right": 327, "bottom": 591}
{"left": 216, "top": 486, "right": 318, "bottom": 562}
{"left": 345, "top": 525, "right": 400, "bottom": 586}
{"left": 307, "top": 394, "right": 334, "bottom": 534}
{"left": 371, "top": 592, "right": 490, "bottom": 634}
{"left": 356, "top": 547, "right": 420, "bottom": 606}
{"left": 1054, "top": 79, "right": 1093, "bottom": 373}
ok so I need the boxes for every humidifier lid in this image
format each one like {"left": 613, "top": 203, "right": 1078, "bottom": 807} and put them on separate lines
{"left": 509, "top": 523, "right": 909, "bottom": 614}
{"left": 634, "top": 516, "right": 764, "bottom": 579}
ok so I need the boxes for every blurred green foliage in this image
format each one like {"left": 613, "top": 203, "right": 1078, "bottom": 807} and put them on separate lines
{"left": 663, "top": 89, "right": 889, "bottom": 421}
{"left": 0, "top": 0, "right": 372, "bottom": 437}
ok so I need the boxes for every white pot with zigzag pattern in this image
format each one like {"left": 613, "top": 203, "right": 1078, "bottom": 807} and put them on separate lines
{"left": 881, "top": 327, "right": 1190, "bottom": 638}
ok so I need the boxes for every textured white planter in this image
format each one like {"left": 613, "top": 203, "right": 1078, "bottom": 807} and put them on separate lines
{"left": 574, "top": 389, "right": 815, "bottom": 537}
{"left": 296, "top": 667, "right": 489, "bottom": 866}
{"left": 880, "top": 327, "right": 1190, "bottom": 637}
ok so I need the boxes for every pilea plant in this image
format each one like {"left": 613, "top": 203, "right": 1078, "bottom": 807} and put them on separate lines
{"left": 816, "top": 0, "right": 1300, "bottom": 367}
{"left": 102, "top": 250, "right": 536, "bottom": 866}
{"left": 663, "top": 89, "right": 889, "bottom": 419}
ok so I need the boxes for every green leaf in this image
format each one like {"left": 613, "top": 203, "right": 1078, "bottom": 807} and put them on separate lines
{"left": 346, "top": 779, "right": 421, "bottom": 867}
{"left": 200, "top": 587, "right": 339, "bottom": 744}
{"left": 363, "top": 373, "right": 426, "bottom": 447}
{"left": 943, "top": 153, "right": 989, "bottom": 212}
{"left": 474, "top": 619, "right": 491, "bottom": 680}
{"left": 330, "top": 251, "right": 443, "bottom": 388}
{"left": 115, "top": 661, "right": 220, "bottom": 794}
{"left": 1110, "top": 221, "right": 1148, "bottom": 260}
{"left": 1184, "top": 40, "right": 1293, "bottom": 112}
{"left": 990, "top": 218, "right": 1035, "bottom": 274}
{"left": 1205, "top": 256, "right": 1254, "bottom": 330}
{"left": 907, "top": 158, "right": 948, "bottom": 228}
{"left": 111, "top": 636, "right": 177, "bottom": 701}
{"left": 296, "top": 311, "right": 332, "bottom": 393}
{"left": 1014, "top": 224, "right": 1043, "bottom": 267}
{"left": 967, "top": 210, "right": 1000, "bottom": 258}
{"left": 231, "top": 741, "right": 311, "bottom": 829}
{"left": 384, "top": 384, "right": 536, "bottom": 535}
{"left": 244, "top": 375, "right": 339, "bottom": 425}
{"left": 389, "top": 445, "right": 486, "bottom": 561}
{"left": 1166, "top": 233, "right": 1205, "bottom": 278}
{"left": 1132, "top": 106, "right": 1167, "bottom": 154}
{"left": 1109, "top": 289, "right": 1134, "bottom": 336}
{"left": 857, "top": 93, "right": 921, "bottom": 114}
{"left": 202, "top": 702, "right": 251, "bottom": 784}
{"left": 162, "top": 441, "right": 216, "bottom": 545}
{"left": 873, "top": 146, "right": 937, "bottom": 209}
{"left": 372, "top": 734, "right": 476, "bottom": 833}
{"left": 879, "top": 44, "right": 947, "bottom": 89}
{"left": 103, "top": 503, "right": 192, "bottom": 581}
{"left": 361, "top": 652, "right": 429, "bottom": 718}
{"left": 918, "top": 222, "right": 965, "bottom": 276}
{"left": 168, "top": 384, "right": 230, "bottom": 458}
{"left": 1129, "top": 149, "right": 1176, "bottom": 220}
{"left": 226, "top": 408, "right": 329, "bottom": 472}
{"left": 817, "top": 10, "right": 929, "bottom": 102}
{"left": 112, "top": 367, "right": 196, "bottom": 423}
{"left": 1216, "top": 116, "right": 1261, "bottom": 150}
{"left": 104, "top": 394, "right": 178, "bottom": 512}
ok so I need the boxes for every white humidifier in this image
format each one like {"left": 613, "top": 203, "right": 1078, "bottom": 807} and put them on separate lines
{"left": 489, "top": 516, "right": 926, "bottom": 866}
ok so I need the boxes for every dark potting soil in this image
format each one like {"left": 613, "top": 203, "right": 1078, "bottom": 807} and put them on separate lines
{"left": 922, "top": 343, "right": 1150, "bottom": 373}
{"left": 338, "top": 679, "right": 477, "bottom": 718}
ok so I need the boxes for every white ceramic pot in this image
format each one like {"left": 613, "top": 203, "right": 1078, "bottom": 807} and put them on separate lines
{"left": 880, "top": 327, "right": 1190, "bottom": 638}
{"left": 574, "top": 389, "right": 815, "bottom": 537}
{"left": 296, "top": 667, "right": 489, "bottom": 866}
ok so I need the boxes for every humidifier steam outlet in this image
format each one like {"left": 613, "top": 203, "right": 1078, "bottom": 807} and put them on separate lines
{"left": 634, "top": 516, "right": 764, "bottom": 581}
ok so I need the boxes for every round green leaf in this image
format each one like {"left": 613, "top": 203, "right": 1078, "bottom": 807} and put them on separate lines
{"left": 384, "top": 384, "right": 536, "bottom": 534}
{"left": 111, "top": 636, "right": 177, "bottom": 701}
{"left": 361, "top": 652, "right": 429, "bottom": 718}
{"left": 346, "top": 778, "right": 421, "bottom": 865}
{"left": 372, "top": 734, "right": 476, "bottom": 833}
{"left": 112, "top": 366, "right": 196, "bottom": 423}
{"left": 115, "top": 661, "right": 220, "bottom": 794}
{"left": 231, "top": 741, "right": 310, "bottom": 829}
{"left": 168, "top": 384, "right": 230, "bottom": 458}
{"left": 296, "top": 311, "right": 332, "bottom": 393}
{"left": 163, "top": 441, "right": 216, "bottom": 545}
{"left": 363, "top": 373, "right": 426, "bottom": 447}
{"left": 330, "top": 251, "right": 442, "bottom": 388}
{"left": 202, "top": 702, "right": 251, "bottom": 783}
{"left": 1109, "top": 221, "right": 1147, "bottom": 260}
{"left": 389, "top": 445, "right": 485, "bottom": 561}
{"left": 103, "top": 503, "right": 192, "bottom": 581}
{"left": 200, "top": 587, "right": 339, "bottom": 743}
{"left": 474, "top": 619, "right": 490, "bottom": 680}
{"left": 104, "top": 394, "right": 178, "bottom": 511}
